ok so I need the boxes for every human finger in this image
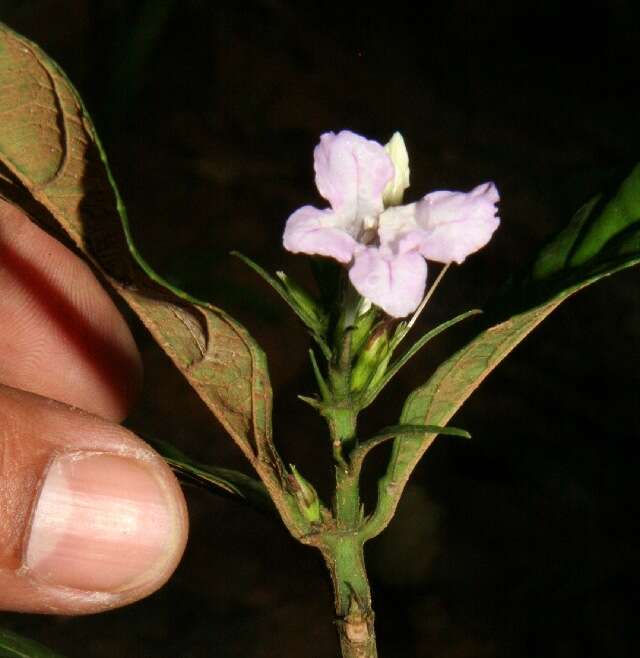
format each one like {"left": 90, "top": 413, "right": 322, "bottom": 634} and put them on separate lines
{"left": 0, "top": 384, "right": 188, "bottom": 614}
{"left": 0, "top": 198, "right": 142, "bottom": 421}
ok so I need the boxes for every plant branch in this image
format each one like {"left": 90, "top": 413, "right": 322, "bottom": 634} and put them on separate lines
{"left": 350, "top": 423, "right": 470, "bottom": 479}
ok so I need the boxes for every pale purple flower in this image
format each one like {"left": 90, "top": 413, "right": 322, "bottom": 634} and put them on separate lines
{"left": 283, "top": 131, "right": 394, "bottom": 263}
{"left": 349, "top": 247, "right": 428, "bottom": 318}
{"left": 283, "top": 130, "right": 500, "bottom": 318}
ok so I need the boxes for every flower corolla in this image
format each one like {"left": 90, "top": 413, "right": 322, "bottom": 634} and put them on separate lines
{"left": 283, "top": 130, "right": 499, "bottom": 318}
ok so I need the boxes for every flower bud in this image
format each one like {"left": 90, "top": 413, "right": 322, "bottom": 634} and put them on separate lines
{"left": 364, "top": 350, "right": 392, "bottom": 394}
{"left": 289, "top": 465, "right": 321, "bottom": 524}
{"left": 350, "top": 304, "right": 379, "bottom": 356}
{"left": 383, "top": 132, "right": 410, "bottom": 207}
{"left": 350, "top": 323, "right": 390, "bottom": 394}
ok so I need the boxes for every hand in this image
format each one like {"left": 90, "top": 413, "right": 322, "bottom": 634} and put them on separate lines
{"left": 0, "top": 198, "right": 188, "bottom": 614}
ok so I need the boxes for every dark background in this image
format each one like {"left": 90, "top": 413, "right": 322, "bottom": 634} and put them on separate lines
{"left": 1, "top": 1, "right": 639, "bottom": 656}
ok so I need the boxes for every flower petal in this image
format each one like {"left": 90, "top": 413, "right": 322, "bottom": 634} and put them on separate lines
{"left": 414, "top": 182, "right": 500, "bottom": 264}
{"left": 377, "top": 202, "right": 420, "bottom": 251}
{"left": 283, "top": 205, "right": 359, "bottom": 263}
{"left": 349, "top": 247, "right": 427, "bottom": 318}
{"left": 314, "top": 131, "right": 394, "bottom": 226}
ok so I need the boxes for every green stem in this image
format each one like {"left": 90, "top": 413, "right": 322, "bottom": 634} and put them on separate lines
{"left": 327, "top": 405, "right": 357, "bottom": 468}
{"left": 319, "top": 400, "right": 378, "bottom": 657}
{"left": 335, "top": 465, "right": 361, "bottom": 529}
{"left": 320, "top": 535, "right": 378, "bottom": 658}
{"left": 326, "top": 402, "right": 359, "bottom": 524}
{"left": 308, "top": 289, "right": 380, "bottom": 657}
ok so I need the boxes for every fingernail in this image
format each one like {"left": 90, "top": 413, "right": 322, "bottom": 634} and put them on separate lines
{"left": 25, "top": 451, "right": 178, "bottom": 593}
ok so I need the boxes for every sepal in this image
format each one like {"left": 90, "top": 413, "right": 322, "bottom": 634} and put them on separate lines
{"left": 232, "top": 251, "right": 329, "bottom": 353}
{"left": 277, "top": 270, "right": 328, "bottom": 331}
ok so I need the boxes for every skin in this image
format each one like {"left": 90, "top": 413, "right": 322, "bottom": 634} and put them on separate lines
{"left": 0, "top": 198, "right": 189, "bottom": 614}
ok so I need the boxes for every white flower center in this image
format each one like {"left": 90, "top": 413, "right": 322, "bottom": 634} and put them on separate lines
{"left": 359, "top": 213, "right": 381, "bottom": 246}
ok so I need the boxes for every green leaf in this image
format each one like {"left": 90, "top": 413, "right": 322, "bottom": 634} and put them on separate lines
{"left": 0, "top": 23, "right": 310, "bottom": 537}
{"left": 0, "top": 628, "right": 65, "bottom": 658}
{"left": 149, "top": 439, "right": 275, "bottom": 515}
{"left": 402, "top": 163, "right": 640, "bottom": 437}
{"left": 368, "top": 423, "right": 471, "bottom": 442}
{"left": 530, "top": 170, "right": 640, "bottom": 282}
{"left": 364, "top": 164, "right": 640, "bottom": 540}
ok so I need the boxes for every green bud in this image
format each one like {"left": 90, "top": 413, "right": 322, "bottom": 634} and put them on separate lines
{"left": 350, "top": 323, "right": 390, "bottom": 394}
{"left": 366, "top": 351, "right": 393, "bottom": 393}
{"left": 289, "top": 465, "right": 321, "bottom": 524}
{"left": 350, "top": 304, "right": 379, "bottom": 356}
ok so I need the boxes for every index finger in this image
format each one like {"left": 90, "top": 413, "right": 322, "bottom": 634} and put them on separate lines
{"left": 0, "top": 198, "right": 142, "bottom": 421}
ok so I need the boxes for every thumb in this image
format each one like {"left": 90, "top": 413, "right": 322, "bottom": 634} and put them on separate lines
{"left": 0, "top": 385, "right": 188, "bottom": 615}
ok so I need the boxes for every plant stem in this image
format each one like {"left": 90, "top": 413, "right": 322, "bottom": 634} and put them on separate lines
{"left": 320, "top": 534, "right": 378, "bottom": 658}
{"left": 319, "top": 398, "right": 378, "bottom": 657}
{"left": 335, "top": 461, "right": 360, "bottom": 528}
{"left": 327, "top": 402, "right": 359, "bottom": 527}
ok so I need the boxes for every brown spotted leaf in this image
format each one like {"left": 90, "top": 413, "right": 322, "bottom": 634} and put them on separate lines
{"left": 0, "top": 21, "right": 273, "bottom": 471}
